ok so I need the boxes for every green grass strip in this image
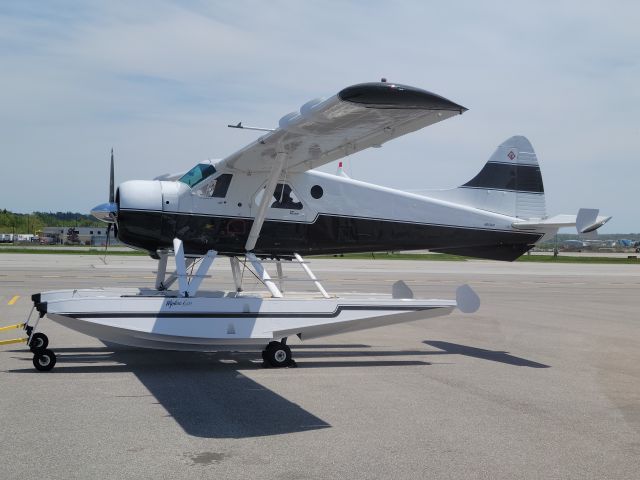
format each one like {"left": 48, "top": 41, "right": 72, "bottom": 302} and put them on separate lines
{"left": 516, "top": 254, "right": 639, "bottom": 264}
{"left": 313, "top": 252, "right": 469, "bottom": 261}
{"left": 313, "top": 252, "right": 639, "bottom": 264}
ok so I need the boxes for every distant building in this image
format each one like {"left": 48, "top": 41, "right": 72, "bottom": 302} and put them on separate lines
{"left": 41, "top": 227, "right": 122, "bottom": 246}
{"left": 0, "top": 233, "right": 36, "bottom": 243}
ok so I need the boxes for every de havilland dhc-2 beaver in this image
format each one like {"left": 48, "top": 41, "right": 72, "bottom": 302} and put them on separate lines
{"left": 11, "top": 80, "right": 610, "bottom": 371}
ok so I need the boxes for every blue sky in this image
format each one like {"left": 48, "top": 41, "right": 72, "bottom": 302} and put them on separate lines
{"left": 1, "top": 1, "right": 638, "bottom": 232}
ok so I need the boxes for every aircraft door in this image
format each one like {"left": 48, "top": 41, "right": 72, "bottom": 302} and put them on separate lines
{"left": 250, "top": 181, "right": 313, "bottom": 248}
{"left": 251, "top": 182, "right": 309, "bottom": 220}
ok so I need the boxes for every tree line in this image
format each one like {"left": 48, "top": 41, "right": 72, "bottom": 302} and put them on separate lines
{"left": 0, "top": 210, "right": 100, "bottom": 234}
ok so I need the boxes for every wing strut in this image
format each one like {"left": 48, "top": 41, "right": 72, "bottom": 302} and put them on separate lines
{"left": 244, "top": 148, "right": 287, "bottom": 252}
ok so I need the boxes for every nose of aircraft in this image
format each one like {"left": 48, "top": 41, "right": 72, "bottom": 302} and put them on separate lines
{"left": 115, "top": 180, "right": 165, "bottom": 252}
{"left": 117, "top": 180, "right": 163, "bottom": 211}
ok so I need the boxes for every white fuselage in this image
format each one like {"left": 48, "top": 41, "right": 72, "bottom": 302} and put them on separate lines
{"left": 116, "top": 168, "right": 543, "bottom": 260}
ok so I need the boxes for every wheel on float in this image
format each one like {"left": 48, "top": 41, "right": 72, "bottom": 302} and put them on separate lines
{"left": 29, "top": 332, "right": 49, "bottom": 352}
{"left": 33, "top": 349, "right": 56, "bottom": 371}
{"left": 264, "top": 342, "right": 292, "bottom": 368}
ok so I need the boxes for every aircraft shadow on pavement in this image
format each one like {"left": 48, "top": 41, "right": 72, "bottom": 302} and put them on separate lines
{"left": 423, "top": 340, "right": 550, "bottom": 368}
{"left": 7, "top": 345, "right": 433, "bottom": 438}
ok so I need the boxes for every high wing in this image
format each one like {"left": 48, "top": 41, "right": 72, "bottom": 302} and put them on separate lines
{"left": 217, "top": 82, "right": 467, "bottom": 174}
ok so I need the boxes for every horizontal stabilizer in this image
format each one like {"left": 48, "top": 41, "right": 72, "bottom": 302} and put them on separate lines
{"left": 576, "top": 208, "right": 609, "bottom": 233}
{"left": 580, "top": 229, "right": 599, "bottom": 240}
{"left": 512, "top": 208, "right": 611, "bottom": 233}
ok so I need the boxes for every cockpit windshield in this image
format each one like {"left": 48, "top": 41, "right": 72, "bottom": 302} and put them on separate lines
{"left": 178, "top": 163, "right": 216, "bottom": 188}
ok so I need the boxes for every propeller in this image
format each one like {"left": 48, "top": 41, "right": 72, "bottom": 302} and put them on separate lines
{"left": 91, "top": 149, "right": 118, "bottom": 262}
{"left": 91, "top": 148, "right": 118, "bottom": 223}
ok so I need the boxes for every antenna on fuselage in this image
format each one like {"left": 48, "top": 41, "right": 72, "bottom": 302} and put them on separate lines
{"left": 336, "top": 161, "right": 350, "bottom": 178}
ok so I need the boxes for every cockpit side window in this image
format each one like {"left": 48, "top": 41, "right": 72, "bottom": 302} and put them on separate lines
{"left": 198, "top": 173, "right": 233, "bottom": 198}
{"left": 211, "top": 174, "right": 233, "bottom": 197}
{"left": 271, "top": 183, "right": 303, "bottom": 210}
{"left": 178, "top": 163, "right": 216, "bottom": 188}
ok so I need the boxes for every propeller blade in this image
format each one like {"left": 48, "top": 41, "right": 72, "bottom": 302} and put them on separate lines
{"left": 102, "top": 223, "right": 112, "bottom": 264}
{"left": 93, "top": 149, "right": 118, "bottom": 223}
{"left": 109, "top": 148, "right": 115, "bottom": 203}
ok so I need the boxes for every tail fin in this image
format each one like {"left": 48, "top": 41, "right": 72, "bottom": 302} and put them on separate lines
{"left": 429, "top": 136, "right": 546, "bottom": 219}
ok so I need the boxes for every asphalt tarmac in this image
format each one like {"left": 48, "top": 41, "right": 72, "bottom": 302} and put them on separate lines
{"left": 1, "top": 254, "right": 639, "bottom": 479}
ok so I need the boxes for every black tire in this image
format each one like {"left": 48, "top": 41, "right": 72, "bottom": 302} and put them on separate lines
{"left": 264, "top": 342, "right": 292, "bottom": 368}
{"left": 29, "top": 332, "right": 48, "bottom": 352}
{"left": 33, "top": 349, "right": 56, "bottom": 371}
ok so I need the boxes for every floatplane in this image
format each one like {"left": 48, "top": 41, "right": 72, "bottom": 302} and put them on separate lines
{"left": 11, "top": 80, "right": 610, "bottom": 371}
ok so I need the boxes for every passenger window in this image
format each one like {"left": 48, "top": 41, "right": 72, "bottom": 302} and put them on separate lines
{"left": 271, "top": 184, "right": 302, "bottom": 210}
{"left": 253, "top": 183, "right": 304, "bottom": 210}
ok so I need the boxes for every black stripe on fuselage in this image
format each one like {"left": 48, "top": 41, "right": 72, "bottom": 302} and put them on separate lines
{"left": 116, "top": 209, "right": 542, "bottom": 261}
{"left": 462, "top": 161, "right": 544, "bottom": 193}
{"left": 119, "top": 207, "right": 537, "bottom": 229}
{"left": 62, "top": 305, "right": 440, "bottom": 320}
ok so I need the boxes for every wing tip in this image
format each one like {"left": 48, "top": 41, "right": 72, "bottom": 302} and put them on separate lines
{"left": 338, "top": 82, "right": 467, "bottom": 112}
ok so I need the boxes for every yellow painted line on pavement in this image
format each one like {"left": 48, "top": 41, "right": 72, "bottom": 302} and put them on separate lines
{"left": 7, "top": 295, "right": 20, "bottom": 305}
{"left": 0, "top": 322, "right": 24, "bottom": 332}
{"left": 0, "top": 337, "right": 27, "bottom": 346}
